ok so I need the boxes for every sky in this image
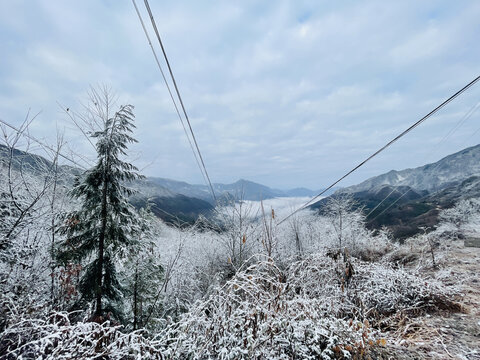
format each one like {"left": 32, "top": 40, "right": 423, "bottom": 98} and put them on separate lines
{"left": 1, "top": 1, "right": 480, "bottom": 190}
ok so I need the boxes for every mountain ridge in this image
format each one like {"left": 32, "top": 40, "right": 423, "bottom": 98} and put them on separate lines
{"left": 0, "top": 144, "right": 317, "bottom": 224}
{"left": 148, "top": 176, "right": 318, "bottom": 203}
{"left": 341, "top": 144, "right": 480, "bottom": 194}
{"left": 312, "top": 143, "right": 480, "bottom": 239}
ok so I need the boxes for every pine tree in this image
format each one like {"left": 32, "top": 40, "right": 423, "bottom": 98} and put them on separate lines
{"left": 58, "top": 104, "right": 142, "bottom": 319}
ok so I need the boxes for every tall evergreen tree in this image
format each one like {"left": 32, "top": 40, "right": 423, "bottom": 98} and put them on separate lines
{"left": 59, "top": 104, "right": 142, "bottom": 319}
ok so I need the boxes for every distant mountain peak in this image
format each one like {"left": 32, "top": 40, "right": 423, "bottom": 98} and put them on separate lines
{"left": 313, "top": 143, "right": 480, "bottom": 239}
{"left": 342, "top": 143, "right": 480, "bottom": 194}
{"left": 145, "top": 176, "right": 316, "bottom": 202}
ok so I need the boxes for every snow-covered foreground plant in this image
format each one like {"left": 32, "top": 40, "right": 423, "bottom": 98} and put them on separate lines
{"left": 154, "top": 251, "right": 457, "bottom": 359}
{"left": 0, "top": 249, "right": 459, "bottom": 359}
{"left": 0, "top": 312, "right": 163, "bottom": 359}
{"left": 288, "top": 254, "right": 459, "bottom": 322}
{"left": 0, "top": 143, "right": 71, "bottom": 316}
{"left": 158, "top": 256, "right": 377, "bottom": 359}
{"left": 436, "top": 198, "right": 480, "bottom": 239}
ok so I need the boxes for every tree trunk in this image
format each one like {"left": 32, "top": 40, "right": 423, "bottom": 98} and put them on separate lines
{"left": 339, "top": 210, "right": 342, "bottom": 248}
{"left": 133, "top": 264, "right": 138, "bottom": 330}
{"left": 96, "top": 159, "right": 108, "bottom": 317}
{"left": 50, "top": 165, "right": 58, "bottom": 307}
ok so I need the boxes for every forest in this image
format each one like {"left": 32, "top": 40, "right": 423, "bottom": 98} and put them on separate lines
{"left": 1, "top": 92, "right": 479, "bottom": 359}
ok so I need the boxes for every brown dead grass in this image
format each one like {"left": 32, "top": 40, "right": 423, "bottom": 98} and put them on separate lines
{"left": 382, "top": 241, "right": 480, "bottom": 359}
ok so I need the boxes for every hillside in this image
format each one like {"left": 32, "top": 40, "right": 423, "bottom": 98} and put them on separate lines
{"left": 312, "top": 144, "right": 480, "bottom": 239}
{"left": 0, "top": 144, "right": 81, "bottom": 185}
{"left": 149, "top": 177, "right": 318, "bottom": 203}
{"left": 0, "top": 145, "right": 214, "bottom": 224}
{"left": 0, "top": 145, "right": 316, "bottom": 224}
{"left": 130, "top": 194, "right": 214, "bottom": 226}
{"left": 344, "top": 144, "right": 480, "bottom": 193}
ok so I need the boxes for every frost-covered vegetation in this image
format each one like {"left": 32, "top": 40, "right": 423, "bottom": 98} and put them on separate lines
{"left": 1, "top": 94, "right": 478, "bottom": 359}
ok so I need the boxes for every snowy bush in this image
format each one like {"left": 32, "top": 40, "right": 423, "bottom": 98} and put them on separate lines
{"left": 274, "top": 206, "right": 393, "bottom": 264}
{"left": 158, "top": 256, "right": 381, "bottom": 359}
{"left": 437, "top": 198, "right": 480, "bottom": 239}
{"left": 0, "top": 249, "right": 459, "bottom": 359}
{"left": 288, "top": 253, "right": 457, "bottom": 322}
{"left": 0, "top": 312, "right": 164, "bottom": 359}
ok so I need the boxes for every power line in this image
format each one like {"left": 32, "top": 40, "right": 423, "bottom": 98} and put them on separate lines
{"left": 277, "top": 74, "right": 480, "bottom": 225}
{"left": 142, "top": 0, "right": 217, "bottom": 203}
{"left": 0, "top": 117, "right": 89, "bottom": 170}
{"left": 364, "top": 99, "right": 480, "bottom": 221}
{"left": 131, "top": 0, "right": 209, "bottom": 193}
{"left": 366, "top": 99, "right": 480, "bottom": 224}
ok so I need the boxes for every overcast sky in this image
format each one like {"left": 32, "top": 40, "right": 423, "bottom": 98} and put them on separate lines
{"left": 1, "top": 1, "right": 480, "bottom": 190}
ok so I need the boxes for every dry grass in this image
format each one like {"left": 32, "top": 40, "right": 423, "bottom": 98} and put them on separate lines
{"left": 379, "top": 242, "right": 480, "bottom": 359}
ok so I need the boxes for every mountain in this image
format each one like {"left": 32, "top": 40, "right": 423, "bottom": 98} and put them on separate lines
{"left": 0, "top": 144, "right": 81, "bottom": 185}
{"left": 343, "top": 144, "right": 480, "bottom": 194}
{"left": 427, "top": 175, "right": 480, "bottom": 205}
{"left": 148, "top": 177, "right": 316, "bottom": 202}
{"left": 148, "top": 177, "right": 212, "bottom": 202}
{"left": 1, "top": 145, "right": 315, "bottom": 225}
{"left": 130, "top": 194, "right": 214, "bottom": 226}
{"left": 0, "top": 145, "right": 214, "bottom": 225}
{"left": 312, "top": 144, "right": 480, "bottom": 239}
{"left": 363, "top": 177, "right": 480, "bottom": 239}
{"left": 213, "top": 179, "right": 284, "bottom": 201}
{"left": 129, "top": 179, "right": 216, "bottom": 224}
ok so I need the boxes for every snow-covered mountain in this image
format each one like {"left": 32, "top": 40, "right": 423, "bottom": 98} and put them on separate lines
{"left": 148, "top": 177, "right": 317, "bottom": 203}
{"left": 0, "top": 144, "right": 318, "bottom": 224}
{"left": 342, "top": 144, "right": 480, "bottom": 194}
{"left": 312, "top": 144, "right": 480, "bottom": 239}
{"left": 0, "top": 144, "right": 81, "bottom": 185}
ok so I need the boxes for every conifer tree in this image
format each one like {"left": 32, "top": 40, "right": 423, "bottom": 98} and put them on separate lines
{"left": 59, "top": 104, "right": 142, "bottom": 319}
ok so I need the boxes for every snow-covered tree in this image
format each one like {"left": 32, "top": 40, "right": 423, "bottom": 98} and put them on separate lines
{"left": 438, "top": 198, "right": 480, "bottom": 238}
{"left": 214, "top": 197, "right": 260, "bottom": 273}
{"left": 324, "top": 194, "right": 359, "bottom": 249}
{"left": 58, "top": 103, "right": 142, "bottom": 320}
{"left": 0, "top": 122, "right": 69, "bottom": 316}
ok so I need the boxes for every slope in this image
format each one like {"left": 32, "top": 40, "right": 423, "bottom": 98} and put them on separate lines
{"left": 312, "top": 144, "right": 480, "bottom": 239}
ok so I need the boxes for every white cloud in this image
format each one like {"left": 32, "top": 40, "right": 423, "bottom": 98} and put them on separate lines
{"left": 1, "top": 0, "right": 479, "bottom": 189}
{"left": 390, "top": 25, "right": 448, "bottom": 66}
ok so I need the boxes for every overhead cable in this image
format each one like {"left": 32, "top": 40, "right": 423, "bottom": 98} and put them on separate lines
{"left": 142, "top": 0, "right": 217, "bottom": 203}
{"left": 277, "top": 74, "right": 480, "bottom": 225}
{"left": 131, "top": 0, "right": 210, "bottom": 193}
{"left": 364, "top": 99, "right": 480, "bottom": 221}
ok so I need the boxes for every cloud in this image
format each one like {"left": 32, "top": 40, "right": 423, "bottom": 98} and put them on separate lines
{"left": 390, "top": 25, "right": 447, "bottom": 66}
{"left": 1, "top": 0, "right": 480, "bottom": 189}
